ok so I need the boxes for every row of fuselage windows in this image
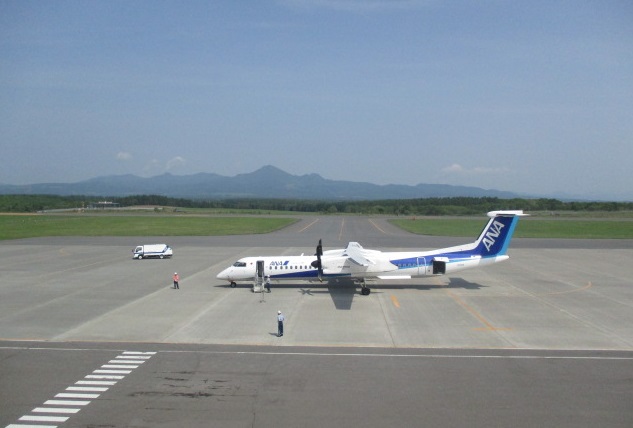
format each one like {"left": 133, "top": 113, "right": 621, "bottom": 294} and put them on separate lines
{"left": 270, "top": 265, "right": 314, "bottom": 270}
{"left": 270, "top": 262, "right": 418, "bottom": 270}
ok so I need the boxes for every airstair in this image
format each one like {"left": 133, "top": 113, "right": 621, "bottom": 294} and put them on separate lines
{"left": 252, "top": 260, "right": 265, "bottom": 293}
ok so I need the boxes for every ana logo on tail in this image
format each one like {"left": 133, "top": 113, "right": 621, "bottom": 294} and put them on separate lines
{"left": 482, "top": 220, "right": 505, "bottom": 252}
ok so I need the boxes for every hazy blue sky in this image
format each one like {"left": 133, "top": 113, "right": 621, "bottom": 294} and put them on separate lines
{"left": 1, "top": 0, "right": 632, "bottom": 199}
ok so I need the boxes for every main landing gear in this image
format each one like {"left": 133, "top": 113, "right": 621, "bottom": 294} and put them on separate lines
{"left": 360, "top": 280, "right": 371, "bottom": 296}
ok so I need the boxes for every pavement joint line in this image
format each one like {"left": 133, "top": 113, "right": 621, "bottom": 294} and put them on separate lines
{"left": 377, "top": 289, "right": 397, "bottom": 347}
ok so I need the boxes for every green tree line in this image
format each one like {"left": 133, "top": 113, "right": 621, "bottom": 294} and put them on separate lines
{"left": 1, "top": 194, "right": 632, "bottom": 215}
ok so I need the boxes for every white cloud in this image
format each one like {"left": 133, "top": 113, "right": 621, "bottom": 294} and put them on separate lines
{"left": 141, "top": 157, "right": 187, "bottom": 176}
{"left": 166, "top": 156, "right": 186, "bottom": 171}
{"left": 116, "top": 151, "right": 133, "bottom": 161}
{"left": 442, "top": 163, "right": 464, "bottom": 173}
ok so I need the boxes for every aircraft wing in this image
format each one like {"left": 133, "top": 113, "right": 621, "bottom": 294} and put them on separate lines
{"left": 343, "top": 242, "right": 372, "bottom": 266}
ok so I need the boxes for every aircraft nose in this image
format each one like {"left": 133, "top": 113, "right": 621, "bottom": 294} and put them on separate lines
{"left": 216, "top": 268, "right": 230, "bottom": 280}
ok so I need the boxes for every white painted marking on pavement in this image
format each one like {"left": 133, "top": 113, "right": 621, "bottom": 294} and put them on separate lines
{"left": 76, "top": 380, "right": 117, "bottom": 386}
{"left": 33, "top": 407, "right": 80, "bottom": 414}
{"left": 20, "top": 415, "right": 69, "bottom": 422}
{"left": 66, "top": 386, "right": 109, "bottom": 392}
{"left": 101, "top": 364, "right": 139, "bottom": 369}
{"left": 55, "top": 393, "right": 100, "bottom": 399}
{"left": 7, "top": 425, "right": 57, "bottom": 428}
{"left": 117, "top": 355, "right": 151, "bottom": 359}
{"left": 7, "top": 350, "right": 156, "bottom": 428}
{"left": 44, "top": 399, "right": 90, "bottom": 406}
{"left": 85, "top": 374, "right": 124, "bottom": 379}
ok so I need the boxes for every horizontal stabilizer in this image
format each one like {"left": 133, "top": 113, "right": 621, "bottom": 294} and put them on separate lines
{"left": 487, "top": 210, "right": 528, "bottom": 218}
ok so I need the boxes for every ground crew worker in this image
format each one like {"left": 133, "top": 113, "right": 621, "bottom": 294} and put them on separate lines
{"left": 277, "top": 310, "right": 285, "bottom": 337}
{"left": 173, "top": 272, "right": 180, "bottom": 289}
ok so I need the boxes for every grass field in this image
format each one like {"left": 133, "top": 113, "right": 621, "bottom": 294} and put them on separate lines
{"left": 1, "top": 213, "right": 632, "bottom": 240}
{"left": 0, "top": 214, "right": 298, "bottom": 240}
{"left": 390, "top": 217, "right": 633, "bottom": 239}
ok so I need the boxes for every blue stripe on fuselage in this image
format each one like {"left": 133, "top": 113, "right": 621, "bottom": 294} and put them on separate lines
{"left": 389, "top": 251, "right": 498, "bottom": 271}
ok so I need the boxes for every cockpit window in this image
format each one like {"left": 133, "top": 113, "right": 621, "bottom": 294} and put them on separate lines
{"left": 233, "top": 261, "right": 247, "bottom": 267}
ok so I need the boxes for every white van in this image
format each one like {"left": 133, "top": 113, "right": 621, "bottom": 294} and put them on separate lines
{"left": 133, "top": 244, "right": 173, "bottom": 259}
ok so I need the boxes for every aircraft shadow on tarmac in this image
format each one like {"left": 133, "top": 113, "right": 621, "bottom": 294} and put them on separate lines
{"left": 216, "top": 278, "right": 485, "bottom": 310}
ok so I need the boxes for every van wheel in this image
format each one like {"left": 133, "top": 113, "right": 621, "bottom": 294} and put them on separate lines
{"left": 159, "top": 255, "right": 164, "bottom": 259}
{"left": 138, "top": 255, "right": 143, "bottom": 259}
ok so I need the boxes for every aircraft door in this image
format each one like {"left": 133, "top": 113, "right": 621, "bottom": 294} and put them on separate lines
{"left": 417, "top": 257, "right": 427, "bottom": 276}
{"left": 432, "top": 258, "right": 447, "bottom": 275}
{"left": 256, "top": 260, "right": 265, "bottom": 280}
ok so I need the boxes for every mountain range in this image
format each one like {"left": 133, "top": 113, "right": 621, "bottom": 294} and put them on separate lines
{"left": 0, "top": 165, "right": 522, "bottom": 200}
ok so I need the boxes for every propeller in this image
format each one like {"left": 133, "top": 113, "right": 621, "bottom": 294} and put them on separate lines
{"left": 311, "top": 239, "right": 323, "bottom": 281}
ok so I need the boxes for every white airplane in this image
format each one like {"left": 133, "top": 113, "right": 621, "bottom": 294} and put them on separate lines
{"left": 216, "top": 210, "right": 527, "bottom": 295}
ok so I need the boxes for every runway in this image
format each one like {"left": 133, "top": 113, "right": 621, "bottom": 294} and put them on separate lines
{"left": 1, "top": 215, "right": 632, "bottom": 427}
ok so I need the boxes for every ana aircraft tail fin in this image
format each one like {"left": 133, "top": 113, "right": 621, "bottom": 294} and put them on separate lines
{"left": 472, "top": 210, "right": 527, "bottom": 257}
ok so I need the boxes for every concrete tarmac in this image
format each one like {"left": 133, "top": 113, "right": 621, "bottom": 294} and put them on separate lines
{"left": 1, "top": 215, "right": 632, "bottom": 349}
{"left": 1, "top": 215, "right": 632, "bottom": 427}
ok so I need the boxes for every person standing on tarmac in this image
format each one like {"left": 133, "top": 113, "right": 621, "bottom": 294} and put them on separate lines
{"left": 265, "top": 276, "right": 271, "bottom": 293}
{"left": 173, "top": 272, "right": 180, "bottom": 289}
{"left": 277, "top": 310, "right": 285, "bottom": 337}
